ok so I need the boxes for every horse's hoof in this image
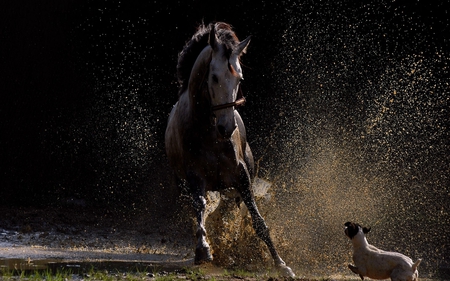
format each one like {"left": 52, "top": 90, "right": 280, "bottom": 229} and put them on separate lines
{"left": 277, "top": 264, "right": 295, "bottom": 278}
{"left": 194, "top": 246, "right": 213, "bottom": 264}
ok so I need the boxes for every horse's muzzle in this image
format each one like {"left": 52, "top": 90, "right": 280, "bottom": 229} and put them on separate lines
{"left": 217, "top": 124, "right": 236, "bottom": 139}
{"left": 215, "top": 113, "right": 237, "bottom": 139}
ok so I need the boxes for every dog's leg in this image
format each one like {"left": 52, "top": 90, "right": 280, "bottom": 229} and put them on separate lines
{"left": 348, "top": 264, "right": 364, "bottom": 280}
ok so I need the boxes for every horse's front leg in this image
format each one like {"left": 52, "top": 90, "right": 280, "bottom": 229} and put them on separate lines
{"left": 188, "top": 173, "right": 213, "bottom": 264}
{"left": 237, "top": 161, "right": 295, "bottom": 277}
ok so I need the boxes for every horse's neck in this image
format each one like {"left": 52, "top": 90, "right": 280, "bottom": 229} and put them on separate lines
{"left": 188, "top": 46, "right": 212, "bottom": 110}
{"left": 178, "top": 89, "right": 211, "bottom": 130}
{"left": 184, "top": 45, "right": 212, "bottom": 126}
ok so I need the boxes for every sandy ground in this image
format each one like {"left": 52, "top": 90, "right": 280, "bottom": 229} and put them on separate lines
{"left": 0, "top": 227, "right": 191, "bottom": 264}
{"left": 0, "top": 205, "right": 301, "bottom": 280}
{"left": 0, "top": 188, "right": 268, "bottom": 272}
{"left": 0, "top": 205, "right": 195, "bottom": 270}
{"left": 0, "top": 206, "right": 445, "bottom": 281}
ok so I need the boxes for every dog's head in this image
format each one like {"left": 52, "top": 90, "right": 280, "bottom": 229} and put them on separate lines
{"left": 344, "top": 221, "right": 371, "bottom": 239}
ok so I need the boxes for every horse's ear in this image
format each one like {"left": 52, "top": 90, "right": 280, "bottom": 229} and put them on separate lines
{"left": 208, "top": 24, "right": 218, "bottom": 51}
{"left": 235, "top": 35, "right": 251, "bottom": 56}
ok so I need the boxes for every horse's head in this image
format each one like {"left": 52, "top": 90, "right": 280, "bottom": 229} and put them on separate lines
{"left": 207, "top": 23, "right": 251, "bottom": 139}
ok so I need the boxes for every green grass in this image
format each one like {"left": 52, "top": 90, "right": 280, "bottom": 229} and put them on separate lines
{"left": 0, "top": 265, "right": 290, "bottom": 281}
{"left": 3, "top": 266, "right": 438, "bottom": 281}
{"left": 184, "top": 266, "right": 206, "bottom": 280}
{"left": 223, "top": 268, "right": 257, "bottom": 278}
{"left": 0, "top": 268, "right": 74, "bottom": 281}
{"left": 0, "top": 266, "right": 259, "bottom": 281}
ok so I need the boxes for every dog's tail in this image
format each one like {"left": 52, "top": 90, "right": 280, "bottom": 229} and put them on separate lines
{"left": 412, "top": 259, "right": 422, "bottom": 271}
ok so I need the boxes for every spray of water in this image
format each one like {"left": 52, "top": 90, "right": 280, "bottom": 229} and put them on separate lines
{"left": 238, "top": 1, "right": 449, "bottom": 277}
{"left": 66, "top": 1, "right": 449, "bottom": 278}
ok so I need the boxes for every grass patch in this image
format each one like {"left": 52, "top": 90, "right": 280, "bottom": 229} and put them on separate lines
{"left": 223, "top": 268, "right": 257, "bottom": 278}
{"left": 184, "top": 266, "right": 206, "bottom": 280}
{"left": 1, "top": 268, "right": 74, "bottom": 281}
{"left": 0, "top": 265, "right": 400, "bottom": 281}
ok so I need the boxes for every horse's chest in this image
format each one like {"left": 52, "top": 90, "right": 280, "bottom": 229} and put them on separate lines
{"left": 189, "top": 140, "right": 240, "bottom": 185}
{"left": 201, "top": 141, "right": 238, "bottom": 167}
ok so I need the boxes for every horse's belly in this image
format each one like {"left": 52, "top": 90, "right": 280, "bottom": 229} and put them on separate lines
{"left": 164, "top": 104, "right": 187, "bottom": 176}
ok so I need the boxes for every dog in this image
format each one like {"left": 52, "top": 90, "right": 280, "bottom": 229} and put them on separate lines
{"left": 344, "top": 222, "right": 422, "bottom": 281}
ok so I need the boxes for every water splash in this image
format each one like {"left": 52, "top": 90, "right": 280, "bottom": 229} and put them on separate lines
{"left": 244, "top": 0, "right": 449, "bottom": 277}
{"left": 62, "top": 0, "right": 448, "bottom": 278}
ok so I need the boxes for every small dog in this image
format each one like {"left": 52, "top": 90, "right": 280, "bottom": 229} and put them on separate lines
{"left": 344, "top": 222, "right": 421, "bottom": 281}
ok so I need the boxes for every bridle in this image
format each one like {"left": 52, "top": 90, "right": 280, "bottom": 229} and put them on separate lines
{"left": 211, "top": 87, "right": 246, "bottom": 111}
{"left": 200, "top": 52, "right": 247, "bottom": 112}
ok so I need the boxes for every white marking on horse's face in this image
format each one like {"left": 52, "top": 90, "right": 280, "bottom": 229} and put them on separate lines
{"left": 208, "top": 46, "right": 242, "bottom": 138}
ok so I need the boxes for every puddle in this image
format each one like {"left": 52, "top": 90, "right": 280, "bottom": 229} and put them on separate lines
{"left": 0, "top": 258, "right": 193, "bottom": 274}
{"left": 1, "top": 258, "right": 51, "bottom": 271}
{"left": 0, "top": 222, "right": 194, "bottom": 273}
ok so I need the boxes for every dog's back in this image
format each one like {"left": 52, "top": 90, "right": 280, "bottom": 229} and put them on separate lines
{"left": 345, "top": 222, "right": 422, "bottom": 281}
{"left": 361, "top": 247, "right": 420, "bottom": 280}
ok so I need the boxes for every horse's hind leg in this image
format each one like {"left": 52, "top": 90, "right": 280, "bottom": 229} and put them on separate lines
{"left": 237, "top": 162, "right": 295, "bottom": 277}
{"left": 188, "top": 173, "right": 213, "bottom": 264}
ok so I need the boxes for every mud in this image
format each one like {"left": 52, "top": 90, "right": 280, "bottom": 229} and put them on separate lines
{"left": 0, "top": 205, "right": 192, "bottom": 269}
{"left": 0, "top": 181, "right": 277, "bottom": 275}
{"left": 1, "top": 178, "right": 448, "bottom": 280}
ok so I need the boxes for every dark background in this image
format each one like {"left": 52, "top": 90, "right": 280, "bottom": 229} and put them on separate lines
{"left": 1, "top": 0, "right": 447, "bottom": 205}
{"left": 1, "top": 0, "right": 449, "bottom": 276}
{"left": 0, "top": 1, "right": 289, "bottom": 209}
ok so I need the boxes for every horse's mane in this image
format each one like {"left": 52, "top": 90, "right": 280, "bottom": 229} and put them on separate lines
{"left": 176, "top": 22, "right": 240, "bottom": 96}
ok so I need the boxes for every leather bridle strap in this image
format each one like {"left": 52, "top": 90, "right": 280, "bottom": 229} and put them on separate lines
{"left": 211, "top": 85, "right": 246, "bottom": 111}
{"left": 200, "top": 52, "right": 247, "bottom": 112}
{"left": 211, "top": 96, "right": 246, "bottom": 111}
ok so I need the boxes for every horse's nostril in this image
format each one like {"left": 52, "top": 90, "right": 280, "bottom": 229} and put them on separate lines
{"left": 217, "top": 125, "right": 227, "bottom": 137}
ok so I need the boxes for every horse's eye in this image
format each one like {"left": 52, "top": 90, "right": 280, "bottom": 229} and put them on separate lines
{"left": 212, "top": 75, "right": 218, "bottom": 83}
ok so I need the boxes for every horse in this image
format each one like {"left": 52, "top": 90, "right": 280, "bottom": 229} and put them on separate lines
{"left": 165, "top": 22, "right": 294, "bottom": 277}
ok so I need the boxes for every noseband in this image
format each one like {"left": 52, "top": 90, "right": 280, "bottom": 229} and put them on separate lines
{"left": 211, "top": 87, "right": 246, "bottom": 111}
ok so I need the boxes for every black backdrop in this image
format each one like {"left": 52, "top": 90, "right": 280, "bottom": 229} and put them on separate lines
{"left": 1, "top": 0, "right": 448, "bottom": 212}
{"left": 0, "top": 1, "right": 288, "bottom": 208}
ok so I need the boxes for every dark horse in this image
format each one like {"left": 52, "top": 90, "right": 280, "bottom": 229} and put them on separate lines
{"left": 165, "top": 22, "right": 294, "bottom": 276}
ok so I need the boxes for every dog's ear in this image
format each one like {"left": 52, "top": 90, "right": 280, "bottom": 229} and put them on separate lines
{"left": 363, "top": 227, "right": 371, "bottom": 234}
